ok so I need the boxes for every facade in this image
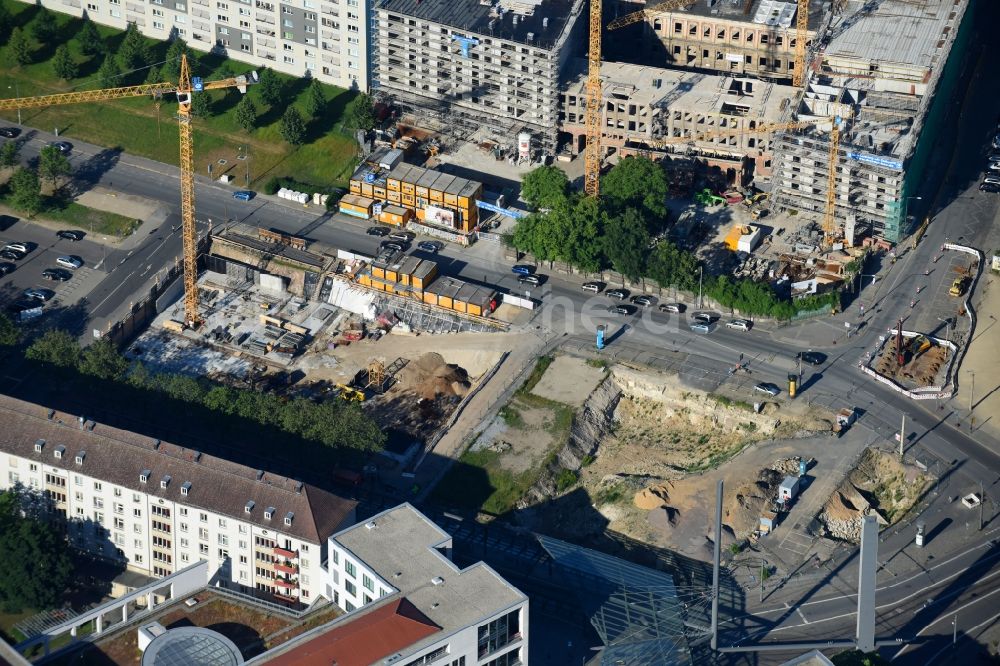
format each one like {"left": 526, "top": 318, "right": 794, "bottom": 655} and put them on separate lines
{"left": 770, "top": 0, "right": 972, "bottom": 241}
{"left": 559, "top": 59, "right": 798, "bottom": 179}
{"left": 270, "top": 503, "right": 528, "bottom": 665}
{"left": 371, "top": 0, "right": 586, "bottom": 150}
{"left": 638, "top": 0, "right": 826, "bottom": 81}
{"left": 20, "top": 0, "right": 369, "bottom": 91}
{"left": 0, "top": 395, "right": 357, "bottom": 608}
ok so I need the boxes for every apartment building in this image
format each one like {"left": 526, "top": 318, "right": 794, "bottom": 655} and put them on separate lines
{"left": 22, "top": 0, "right": 368, "bottom": 90}
{"left": 637, "top": 0, "right": 827, "bottom": 81}
{"left": 0, "top": 395, "right": 357, "bottom": 608}
{"left": 560, "top": 59, "right": 798, "bottom": 179}
{"left": 371, "top": 0, "right": 586, "bottom": 151}
{"left": 254, "top": 503, "right": 528, "bottom": 665}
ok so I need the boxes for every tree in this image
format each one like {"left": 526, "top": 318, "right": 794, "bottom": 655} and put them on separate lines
{"left": 565, "top": 195, "right": 605, "bottom": 272}
{"left": 0, "top": 2, "right": 12, "bottom": 41}
{"left": 521, "top": 165, "right": 569, "bottom": 210}
{"left": 117, "top": 21, "right": 149, "bottom": 72}
{"left": 646, "top": 239, "right": 699, "bottom": 291}
{"left": 77, "top": 18, "right": 103, "bottom": 57}
{"left": 78, "top": 338, "right": 128, "bottom": 380}
{"left": 303, "top": 79, "right": 326, "bottom": 117}
{"left": 144, "top": 64, "right": 161, "bottom": 85}
{"left": 32, "top": 8, "right": 58, "bottom": 42}
{"left": 161, "top": 38, "right": 189, "bottom": 81}
{"left": 343, "top": 92, "right": 376, "bottom": 131}
{"left": 0, "top": 313, "right": 19, "bottom": 347}
{"left": 189, "top": 90, "right": 211, "bottom": 118}
{"left": 8, "top": 168, "right": 41, "bottom": 217}
{"left": 256, "top": 67, "right": 282, "bottom": 107}
{"left": 0, "top": 487, "right": 74, "bottom": 613}
{"left": 279, "top": 107, "right": 306, "bottom": 145}
{"left": 52, "top": 44, "right": 78, "bottom": 81}
{"left": 601, "top": 156, "right": 669, "bottom": 230}
{"left": 0, "top": 142, "right": 18, "bottom": 170}
{"left": 235, "top": 96, "right": 257, "bottom": 133}
{"left": 25, "top": 329, "right": 80, "bottom": 368}
{"left": 7, "top": 27, "right": 31, "bottom": 67}
{"left": 97, "top": 54, "right": 122, "bottom": 89}
{"left": 604, "top": 207, "right": 649, "bottom": 282}
{"left": 38, "top": 145, "right": 72, "bottom": 187}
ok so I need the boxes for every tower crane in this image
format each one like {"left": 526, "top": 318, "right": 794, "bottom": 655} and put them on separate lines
{"left": 0, "top": 54, "right": 257, "bottom": 327}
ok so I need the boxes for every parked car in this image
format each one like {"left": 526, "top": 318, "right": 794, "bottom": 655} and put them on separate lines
{"left": 988, "top": 162, "right": 1000, "bottom": 172}
{"left": 797, "top": 350, "right": 826, "bottom": 365}
{"left": 48, "top": 141, "right": 72, "bottom": 154}
{"left": 367, "top": 226, "right": 391, "bottom": 237}
{"left": 388, "top": 231, "right": 413, "bottom": 243}
{"left": 0, "top": 127, "right": 20, "bottom": 139}
{"left": 24, "top": 288, "right": 55, "bottom": 302}
{"left": 690, "top": 323, "right": 711, "bottom": 334}
{"left": 56, "top": 230, "right": 85, "bottom": 241}
{"left": 42, "top": 268, "right": 73, "bottom": 281}
{"left": 56, "top": 256, "right": 83, "bottom": 269}
{"left": 725, "top": 319, "right": 752, "bottom": 331}
{"left": 692, "top": 312, "right": 714, "bottom": 324}
{"left": 518, "top": 275, "right": 541, "bottom": 286}
{"left": 982, "top": 182, "right": 1000, "bottom": 193}
{"left": 0, "top": 249, "right": 24, "bottom": 261}
{"left": 379, "top": 241, "right": 403, "bottom": 253}
{"left": 3, "top": 242, "right": 29, "bottom": 254}
{"left": 582, "top": 281, "right": 603, "bottom": 293}
{"left": 658, "top": 303, "right": 684, "bottom": 313}
{"left": 232, "top": 190, "right": 255, "bottom": 201}
{"left": 608, "top": 304, "right": 634, "bottom": 315}
{"left": 417, "top": 240, "right": 442, "bottom": 253}
{"left": 630, "top": 295, "right": 654, "bottom": 307}
{"left": 984, "top": 175, "right": 1000, "bottom": 185}
{"left": 605, "top": 288, "right": 629, "bottom": 300}
{"left": 7, "top": 300, "right": 39, "bottom": 314}
{"left": 753, "top": 382, "right": 781, "bottom": 397}
{"left": 511, "top": 264, "right": 534, "bottom": 276}
{"left": 0, "top": 262, "right": 14, "bottom": 276}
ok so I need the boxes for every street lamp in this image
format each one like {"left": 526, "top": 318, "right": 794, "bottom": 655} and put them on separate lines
{"left": 7, "top": 83, "right": 21, "bottom": 125}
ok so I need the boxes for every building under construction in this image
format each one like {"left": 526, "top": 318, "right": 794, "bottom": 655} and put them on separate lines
{"left": 370, "top": 0, "right": 586, "bottom": 151}
{"left": 770, "top": 0, "right": 973, "bottom": 242}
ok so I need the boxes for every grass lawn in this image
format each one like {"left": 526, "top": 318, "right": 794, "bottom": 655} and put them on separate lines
{"left": 0, "top": 0, "right": 359, "bottom": 190}
{"left": 431, "top": 445, "right": 541, "bottom": 516}
{"left": 0, "top": 609, "right": 32, "bottom": 644}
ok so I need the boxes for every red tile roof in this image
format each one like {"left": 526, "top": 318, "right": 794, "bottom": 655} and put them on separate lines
{"left": 262, "top": 598, "right": 440, "bottom": 666}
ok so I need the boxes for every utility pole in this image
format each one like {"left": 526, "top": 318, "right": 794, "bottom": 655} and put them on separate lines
{"left": 711, "top": 479, "right": 722, "bottom": 651}
{"left": 698, "top": 266, "right": 704, "bottom": 309}
{"left": 980, "top": 481, "right": 985, "bottom": 531}
{"left": 899, "top": 413, "right": 905, "bottom": 459}
{"left": 760, "top": 557, "right": 765, "bottom": 603}
{"left": 798, "top": 354, "right": 803, "bottom": 381}
{"left": 970, "top": 371, "right": 976, "bottom": 429}
{"left": 953, "top": 614, "right": 958, "bottom": 645}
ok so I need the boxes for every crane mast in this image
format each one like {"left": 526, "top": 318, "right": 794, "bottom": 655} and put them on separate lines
{"left": 583, "top": 0, "right": 603, "bottom": 198}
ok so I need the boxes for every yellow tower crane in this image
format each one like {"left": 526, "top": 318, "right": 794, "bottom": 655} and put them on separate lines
{"left": 0, "top": 54, "right": 257, "bottom": 327}
{"left": 792, "top": 0, "right": 810, "bottom": 87}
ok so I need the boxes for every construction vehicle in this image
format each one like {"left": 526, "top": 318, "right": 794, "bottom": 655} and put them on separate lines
{"left": 743, "top": 192, "right": 769, "bottom": 209}
{"left": 334, "top": 384, "right": 366, "bottom": 403}
{"left": 0, "top": 55, "right": 257, "bottom": 327}
{"left": 949, "top": 276, "right": 970, "bottom": 297}
{"left": 695, "top": 189, "right": 726, "bottom": 207}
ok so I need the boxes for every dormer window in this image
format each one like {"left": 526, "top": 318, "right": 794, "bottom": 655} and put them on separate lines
{"left": 284, "top": 511, "right": 294, "bottom": 526}
{"left": 181, "top": 481, "right": 192, "bottom": 496}
{"left": 245, "top": 500, "right": 255, "bottom": 514}
{"left": 264, "top": 507, "right": 275, "bottom": 520}
{"left": 75, "top": 451, "right": 86, "bottom": 465}
{"left": 54, "top": 445, "right": 66, "bottom": 459}
{"left": 140, "top": 469, "right": 151, "bottom": 483}
{"left": 34, "top": 439, "right": 45, "bottom": 453}
{"left": 161, "top": 475, "right": 171, "bottom": 489}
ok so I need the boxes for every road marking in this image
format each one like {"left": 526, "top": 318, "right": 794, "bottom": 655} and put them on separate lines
{"left": 796, "top": 608, "right": 809, "bottom": 624}
{"left": 893, "top": 585, "right": 1000, "bottom": 661}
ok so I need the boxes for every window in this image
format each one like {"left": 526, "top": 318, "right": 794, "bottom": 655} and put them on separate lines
{"left": 283, "top": 55, "right": 295, "bottom": 64}
{"left": 200, "top": 513, "right": 208, "bottom": 523}
{"left": 345, "top": 580, "right": 356, "bottom": 596}
{"left": 114, "top": 503, "right": 124, "bottom": 514}
{"left": 180, "top": 522, "right": 189, "bottom": 533}
{"left": 133, "top": 493, "right": 141, "bottom": 503}
{"left": 179, "top": 507, "right": 188, "bottom": 517}
{"left": 93, "top": 482, "right": 102, "bottom": 491}
{"left": 8, "top": 472, "right": 19, "bottom": 484}
{"left": 134, "top": 524, "right": 143, "bottom": 533}
{"left": 152, "top": 9, "right": 164, "bottom": 16}
{"left": 134, "top": 554, "right": 143, "bottom": 564}
{"left": 180, "top": 538, "right": 189, "bottom": 548}
{"left": 241, "top": 43, "right": 251, "bottom": 51}
{"left": 199, "top": 543, "right": 209, "bottom": 555}
{"left": 331, "top": 550, "right": 339, "bottom": 565}
{"left": 218, "top": 534, "right": 229, "bottom": 546}
{"left": 75, "top": 507, "right": 85, "bottom": 517}
{"left": 199, "top": 528, "right": 209, "bottom": 540}
{"left": 94, "top": 511, "right": 104, "bottom": 524}
{"left": 345, "top": 561, "right": 355, "bottom": 578}
{"left": 134, "top": 539, "right": 143, "bottom": 549}
{"left": 114, "top": 488, "right": 122, "bottom": 497}
{"left": 134, "top": 508, "right": 142, "bottom": 518}
{"left": 363, "top": 574, "right": 373, "bottom": 592}
{"left": 175, "top": 15, "right": 186, "bottom": 23}
{"left": 151, "top": 506, "right": 170, "bottom": 518}
{"left": 477, "top": 609, "right": 521, "bottom": 659}
{"left": 87, "top": 2, "right": 97, "bottom": 9}
{"left": 74, "top": 476, "right": 83, "bottom": 486}
{"left": 240, "top": 555, "right": 248, "bottom": 564}
{"left": 218, "top": 518, "right": 227, "bottom": 528}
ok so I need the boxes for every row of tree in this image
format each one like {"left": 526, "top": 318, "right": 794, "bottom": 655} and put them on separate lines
{"left": 510, "top": 159, "right": 839, "bottom": 319}
{"left": 25, "top": 331, "right": 386, "bottom": 452}
{"left": 0, "top": 142, "right": 72, "bottom": 216}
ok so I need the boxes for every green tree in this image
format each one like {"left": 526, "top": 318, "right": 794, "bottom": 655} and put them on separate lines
{"left": 0, "top": 487, "right": 74, "bottom": 613}
{"left": 521, "top": 165, "right": 569, "bottom": 210}
{"left": 25, "top": 329, "right": 80, "bottom": 367}
{"left": 7, "top": 27, "right": 32, "bottom": 66}
{"left": 0, "top": 142, "right": 18, "bottom": 170}
{"left": 343, "top": 92, "right": 376, "bottom": 131}
{"left": 235, "top": 95, "right": 257, "bottom": 133}
{"left": 52, "top": 44, "right": 78, "bottom": 81}
{"left": 32, "top": 8, "right": 58, "bottom": 42}
{"left": 565, "top": 195, "right": 605, "bottom": 272}
{"left": 646, "top": 239, "right": 699, "bottom": 290}
{"left": 116, "top": 21, "right": 149, "bottom": 72}
{"left": 256, "top": 67, "right": 282, "bottom": 107}
{"left": 303, "top": 79, "right": 326, "bottom": 117}
{"left": 97, "top": 54, "right": 122, "bottom": 89}
{"left": 161, "top": 38, "right": 189, "bottom": 81}
{"left": 78, "top": 338, "right": 128, "bottom": 380}
{"left": 0, "top": 2, "right": 12, "bottom": 41}
{"left": 604, "top": 207, "right": 649, "bottom": 282}
{"left": 8, "top": 168, "right": 41, "bottom": 217}
{"left": 279, "top": 107, "right": 306, "bottom": 145}
{"left": 77, "top": 17, "right": 103, "bottom": 57}
{"left": 38, "top": 145, "right": 72, "bottom": 188}
{"left": 601, "top": 156, "right": 669, "bottom": 229}
{"left": 0, "top": 313, "right": 19, "bottom": 346}
{"left": 144, "top": 64, "right": 162, "bottom": 85}
{"left": 189, "top": 91, "right": 211, "bottom": 117}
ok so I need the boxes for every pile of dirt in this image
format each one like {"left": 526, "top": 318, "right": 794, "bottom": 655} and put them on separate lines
{"left": 634, "top": 483, "right": 672, "bottom": 510}
{"left": 399, "top": 353, "right": 472, "bottom": 400}
{"left": 725, "top": 468, "right": 785, "bottom": 538}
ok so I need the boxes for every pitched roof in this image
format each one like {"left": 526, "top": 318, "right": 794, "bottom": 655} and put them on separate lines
{"left": 0, "top": 394, "right": 356, "bottom": 543}
{"left": 259, "top": 598, "right": 440, "bottom": 666}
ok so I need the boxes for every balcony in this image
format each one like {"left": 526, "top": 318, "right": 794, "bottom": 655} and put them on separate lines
{"left": 273, "top": 546, "right": 297, "bottom": 559}
{"left": 274, "top": 562, "right": 298, "bottom": 575}
{"left": 274, "top": 578, "right": 297, "bottom": 590}
{"left": 273, "top": 591, "right": 298, "bottom": 604}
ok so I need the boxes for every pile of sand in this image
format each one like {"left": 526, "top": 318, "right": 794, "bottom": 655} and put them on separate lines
{"left": 634, "top": 484, "right": 672, "bottom": 510}
{"left": 399, "top": 353, "right": 472, "bottom": 400}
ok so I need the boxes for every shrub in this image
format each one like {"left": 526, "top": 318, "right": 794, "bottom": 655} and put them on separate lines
{"left": 555, "top": 469, "right": 579, "bottom": 492}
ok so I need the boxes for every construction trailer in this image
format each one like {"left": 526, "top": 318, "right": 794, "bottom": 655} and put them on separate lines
{"left": 778, "top": 476, "right": 801, "bottom": 502}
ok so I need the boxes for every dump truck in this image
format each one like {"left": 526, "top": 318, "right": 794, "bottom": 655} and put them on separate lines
{"left": 949, "top": 276, "right": 970, "bottom": 297}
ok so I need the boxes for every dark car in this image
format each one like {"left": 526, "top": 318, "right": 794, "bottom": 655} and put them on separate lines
{"left": 518, "top": 275, "right": 541, "bottom": 286}
{"left": 0, "top": 249, "right": 25, "bottom": 261}
{"left": 692, "top": 312, "right": 715, "bottom": 324}
{"left": 6, "top": 300, "right": 38, "bottom": 314}
{"left": 605, "top": 288, "right": 629, "bottom": 300}
{"left": 798, "top": 350, "right": 826, "bottom": 365}
{"left": 511, "top": 264, "right": 534, "bottom": 276}
{"left": 56, "top": 230, "right": 86, "bottom": 241}
{"left": 379, "top": 241, "right": 403, "bottom": 253}
{"left": 0, "top": 262, "right": 14, "bottom": 276}
{"left": 630, "top": 295, "right": 654, "bottom": 307}
{"left": 608, "top": 304, "right": 634, "bottom": 315}
{"left": 981, "top": 182, "right": 1000, "bottom": 193}
{"left": 367, "top": 226, "right": 391, "bottom": 237}
{"left": 417, "top": 240, "right": 442, "bottom": 253}
{"left": 233, "top": 190, "right": 255, "bottom": 201}
{"left": 42, "top": 268, "right": 73, "bottom": 281}
{"left": 24, "top": 288, "right": 55, "bottom": 302}
{"left": 0, "top": 127, "right": 20, "bottom": 139}
{"left": 49, "top": 141, "right": 72, "bottom": 154}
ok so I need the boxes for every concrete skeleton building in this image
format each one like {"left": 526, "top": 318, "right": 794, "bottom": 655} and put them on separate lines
{"left": 769, "top": 0, "right": 973, "bottom": 241}
{"left": 559, "top": 59, "right": 799, "bottom": 179}
{"left": 371, "top": 0, "right": 586, "bottom": 151}
{"left": 21, "top": 0, "right": 369, "bottom": 91}
{"left": 0, "top": 394, "right": 357, "bottom": 608}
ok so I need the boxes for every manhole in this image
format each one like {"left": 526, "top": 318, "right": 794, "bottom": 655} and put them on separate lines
{"left": 237, "top": 155, "right": 248, "bottom": 160}
{"left": 217, "top": 159, "right": 227, "bottom": 165}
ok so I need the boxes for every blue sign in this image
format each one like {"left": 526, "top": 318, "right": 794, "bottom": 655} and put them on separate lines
{"left": 451, "top": 35, "right": 480, "bottom": 58}
{"left": 476, "top": 200, "right": 526, "bottom": 219}
{"left": 192, "top": 77, "right": 204, "bottom": 92}
{"left": 364, "top": 173, "right": 376, "bottom": 184}
{"left": 847, "top": 151, "right": 903, "bottom": 171}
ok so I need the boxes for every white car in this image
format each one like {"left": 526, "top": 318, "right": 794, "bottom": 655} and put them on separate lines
{"left": 3, "top": 242, "right": 28, "bottom": 254}
{"left": 56, "top": 256, "right": 83, "bottom": 269}
{"left": 726, "top": 319, "right": 752, "bottom": 331}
